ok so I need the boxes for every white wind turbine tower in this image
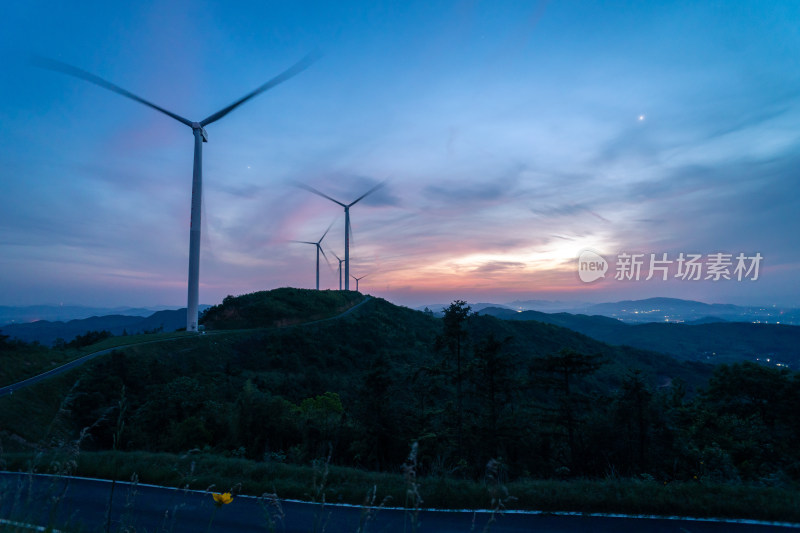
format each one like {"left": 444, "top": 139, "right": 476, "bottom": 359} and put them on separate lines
{"left": 35, "top": 54, "right": 318, "bottom": 332}
{"left": 331, "top": 251, "right": 345, "bottom": 291}
{"left": 351, "top": 273, "right": 368, "bottom": 293}
{"left": 293, "top": 224, "right": 333, "bottom": 290}
{"left": 298, "top": 182, "right": 384, "bottom": 290}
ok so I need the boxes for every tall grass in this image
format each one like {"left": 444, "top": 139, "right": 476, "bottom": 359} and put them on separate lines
{"left": 3, "top": 449, "right": 800, "bottom": 523}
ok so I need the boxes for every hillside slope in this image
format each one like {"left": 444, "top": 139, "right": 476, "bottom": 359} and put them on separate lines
{"left": 3, "top": 289, "right": 717, "bottom": 476}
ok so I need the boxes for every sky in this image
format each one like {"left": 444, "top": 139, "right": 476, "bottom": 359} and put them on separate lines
{"left": 1, "top": 1, "right": 799, "bottom": 309}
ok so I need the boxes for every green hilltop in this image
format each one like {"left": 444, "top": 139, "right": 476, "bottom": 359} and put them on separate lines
{"left": 2, "top": 288, "right": 799, "bottom": 499}
{"left": 201, "top": 287, "right": 365, "bottom": 329}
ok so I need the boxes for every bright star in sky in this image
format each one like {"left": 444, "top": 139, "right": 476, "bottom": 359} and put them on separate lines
{"left": 1, "top": 1, "right": 798, "bottom": 308}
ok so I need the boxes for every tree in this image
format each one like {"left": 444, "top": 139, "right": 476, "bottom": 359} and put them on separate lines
{"left": 353, "top": 355, "right": 404, "bottom": 471}
{"left": 0, "top": 330, "right": 10, "bottom": 351}
{"left": 694, "top": 362, "right": 797, "bottom": 480}
{"left": 130, "top": 376, "right": 211, "bottom": 451}
{"left": 531, "top": 348, "right": 604, "bottom": 474}
{"left": 468, "top": 332, "right": 520, "bottom": 459}
{"left": 235, "top": 380, "right": 299, "bottom": 460}
{"left": 440, "top": 300, "right": 471, "bottom": 459}
{"left": 67, "top": 330, "right": 113, "bottom": 349}
{"left": 614, "top": 370, "right": 653, "bottom": 473}
{"left": 300, "top": 391, "right": 345, "bottom": 458}
{"left": 703, "top": 362, "right": 789, "bottom": 428}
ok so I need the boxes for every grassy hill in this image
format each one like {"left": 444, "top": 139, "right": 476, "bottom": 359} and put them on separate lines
{"left": 2, "top": 288, "right": 799, "bottom": 521}
{"left": 201, "top": 287, "right": 364, "bottom": 329}
{"left": 3, "top": 290, "right": 708, "bottom": 464}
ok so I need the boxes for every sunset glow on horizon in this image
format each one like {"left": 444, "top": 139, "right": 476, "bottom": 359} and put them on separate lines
{"left": 1, "top": 2, "right": 798, "bottom": 309}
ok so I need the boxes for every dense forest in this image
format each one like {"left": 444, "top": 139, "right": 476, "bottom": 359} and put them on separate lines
{"left": 27, "top": 289, "right": 796, "bottom": 486}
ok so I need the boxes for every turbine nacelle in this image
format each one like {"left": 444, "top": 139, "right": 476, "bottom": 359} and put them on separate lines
{"left": 191, "top": 123, "right": 209, "bottom": 142}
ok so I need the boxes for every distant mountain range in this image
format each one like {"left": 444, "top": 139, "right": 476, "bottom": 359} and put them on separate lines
{"left": 0, "top": 305, "right": 177, "bottom": 325}
{"left": 4, "top": 296, "right": 799, "bottom": 351}
{"left": 576, "top": 297, "right": 798, "bottom": 324}
{"left": 419, "top": 297, "right": 799, "bottom": 325}
{"left": 415, "top": 302, "right": 513, "bottom": 314}
{"left": 478, "top": 306, "right": 800, "bottom": 368}
{"left": 0, "top": 307, "right": 209, "bottom": 346}
{"left": 505, "top": 299, "right": 596, "bottom": 312}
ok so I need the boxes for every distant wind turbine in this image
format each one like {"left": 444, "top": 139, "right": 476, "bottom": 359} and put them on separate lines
{"left": 35, "top": 53, "right": 319, "bottom": 332}
{"left": 351, "top": 273, "right": 368, "bottom": 293}
{"left": 293, "top": 223, "right": 333, "bottom": 290}
{"left": 331, "top": 251, "right": 345, "bottom": 291}
{"left": 298, "top": 182, "right": 384, "bottom": 290}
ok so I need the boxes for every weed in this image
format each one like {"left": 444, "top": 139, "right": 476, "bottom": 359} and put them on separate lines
{"left": 403, "top": 442, "right": 422, "bottom": 533}
{"left": 309, "top": 445, "right": 332, "bottom": 533}
{"left": 117, "top": 472, "right": 139, "bottom": 533}
{"left": 259, "top": 491, "right": 286, "bottom": 533}
{"left": 479, "top": 458, "right": 516, "bottom": 533}
{"left": 355, "top": 484, "right": 392, "bottom": 533}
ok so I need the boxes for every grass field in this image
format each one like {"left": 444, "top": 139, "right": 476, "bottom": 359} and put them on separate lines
{"left": 3, "top": 449, "right": 799, "bottom": 523}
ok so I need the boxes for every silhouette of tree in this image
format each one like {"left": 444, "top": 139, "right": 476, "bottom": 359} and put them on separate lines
{"left": 440, "top": 300, "right": 471, "bottom": 459}
{"left": 532, "top": 348, "right": 604, "bottom": 474}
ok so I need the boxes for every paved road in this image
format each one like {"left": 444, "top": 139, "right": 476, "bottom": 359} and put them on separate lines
{"left": 0, "top": 296, "right": 373, "bottom": 399}
{"left": 1, "top": 473, "right": 797, "bottom": 533}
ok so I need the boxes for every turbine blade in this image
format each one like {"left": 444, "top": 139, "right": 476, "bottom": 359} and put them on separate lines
{"left": 200, "top": 51, "right": 321, "bottom": 127}
{"left": 319, "top": 220, "right": 335, "bottom": 243}
{"left": 291, "top": 240, "right": 317, "bottom": 245}
{"left": 295, "top": 182, "right": 346, "bottom": 207}
{"left": 319, "top": 246, "right": 332, "bottom": 268}
{"left": 33, "top": 56, "right": 194, "bottom": 128}
{"left": 325, "top": 256, "right": 337, "bottom": 275}
{"left": 348, "top": 181, "right": 386, "bottom": 207}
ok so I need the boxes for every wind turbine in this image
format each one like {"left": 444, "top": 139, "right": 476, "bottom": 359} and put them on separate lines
{"left": 351, "top": 273, "right": 368, "bottom": 293}
{"left": 293, "top": 224, "right": 333, "bottom": 290}
{"left": 298, "top": 182, "right": 384, "bottom": 290}
{"left": 34, "top": 54, "right": 319, "bottom": 332}
{"left": 331, "top": 251, "right": 345, "bottom": 291}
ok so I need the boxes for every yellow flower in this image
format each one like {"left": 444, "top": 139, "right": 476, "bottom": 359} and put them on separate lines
{"left": 213, "top": 492, "right": 233, "bottom": 506}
